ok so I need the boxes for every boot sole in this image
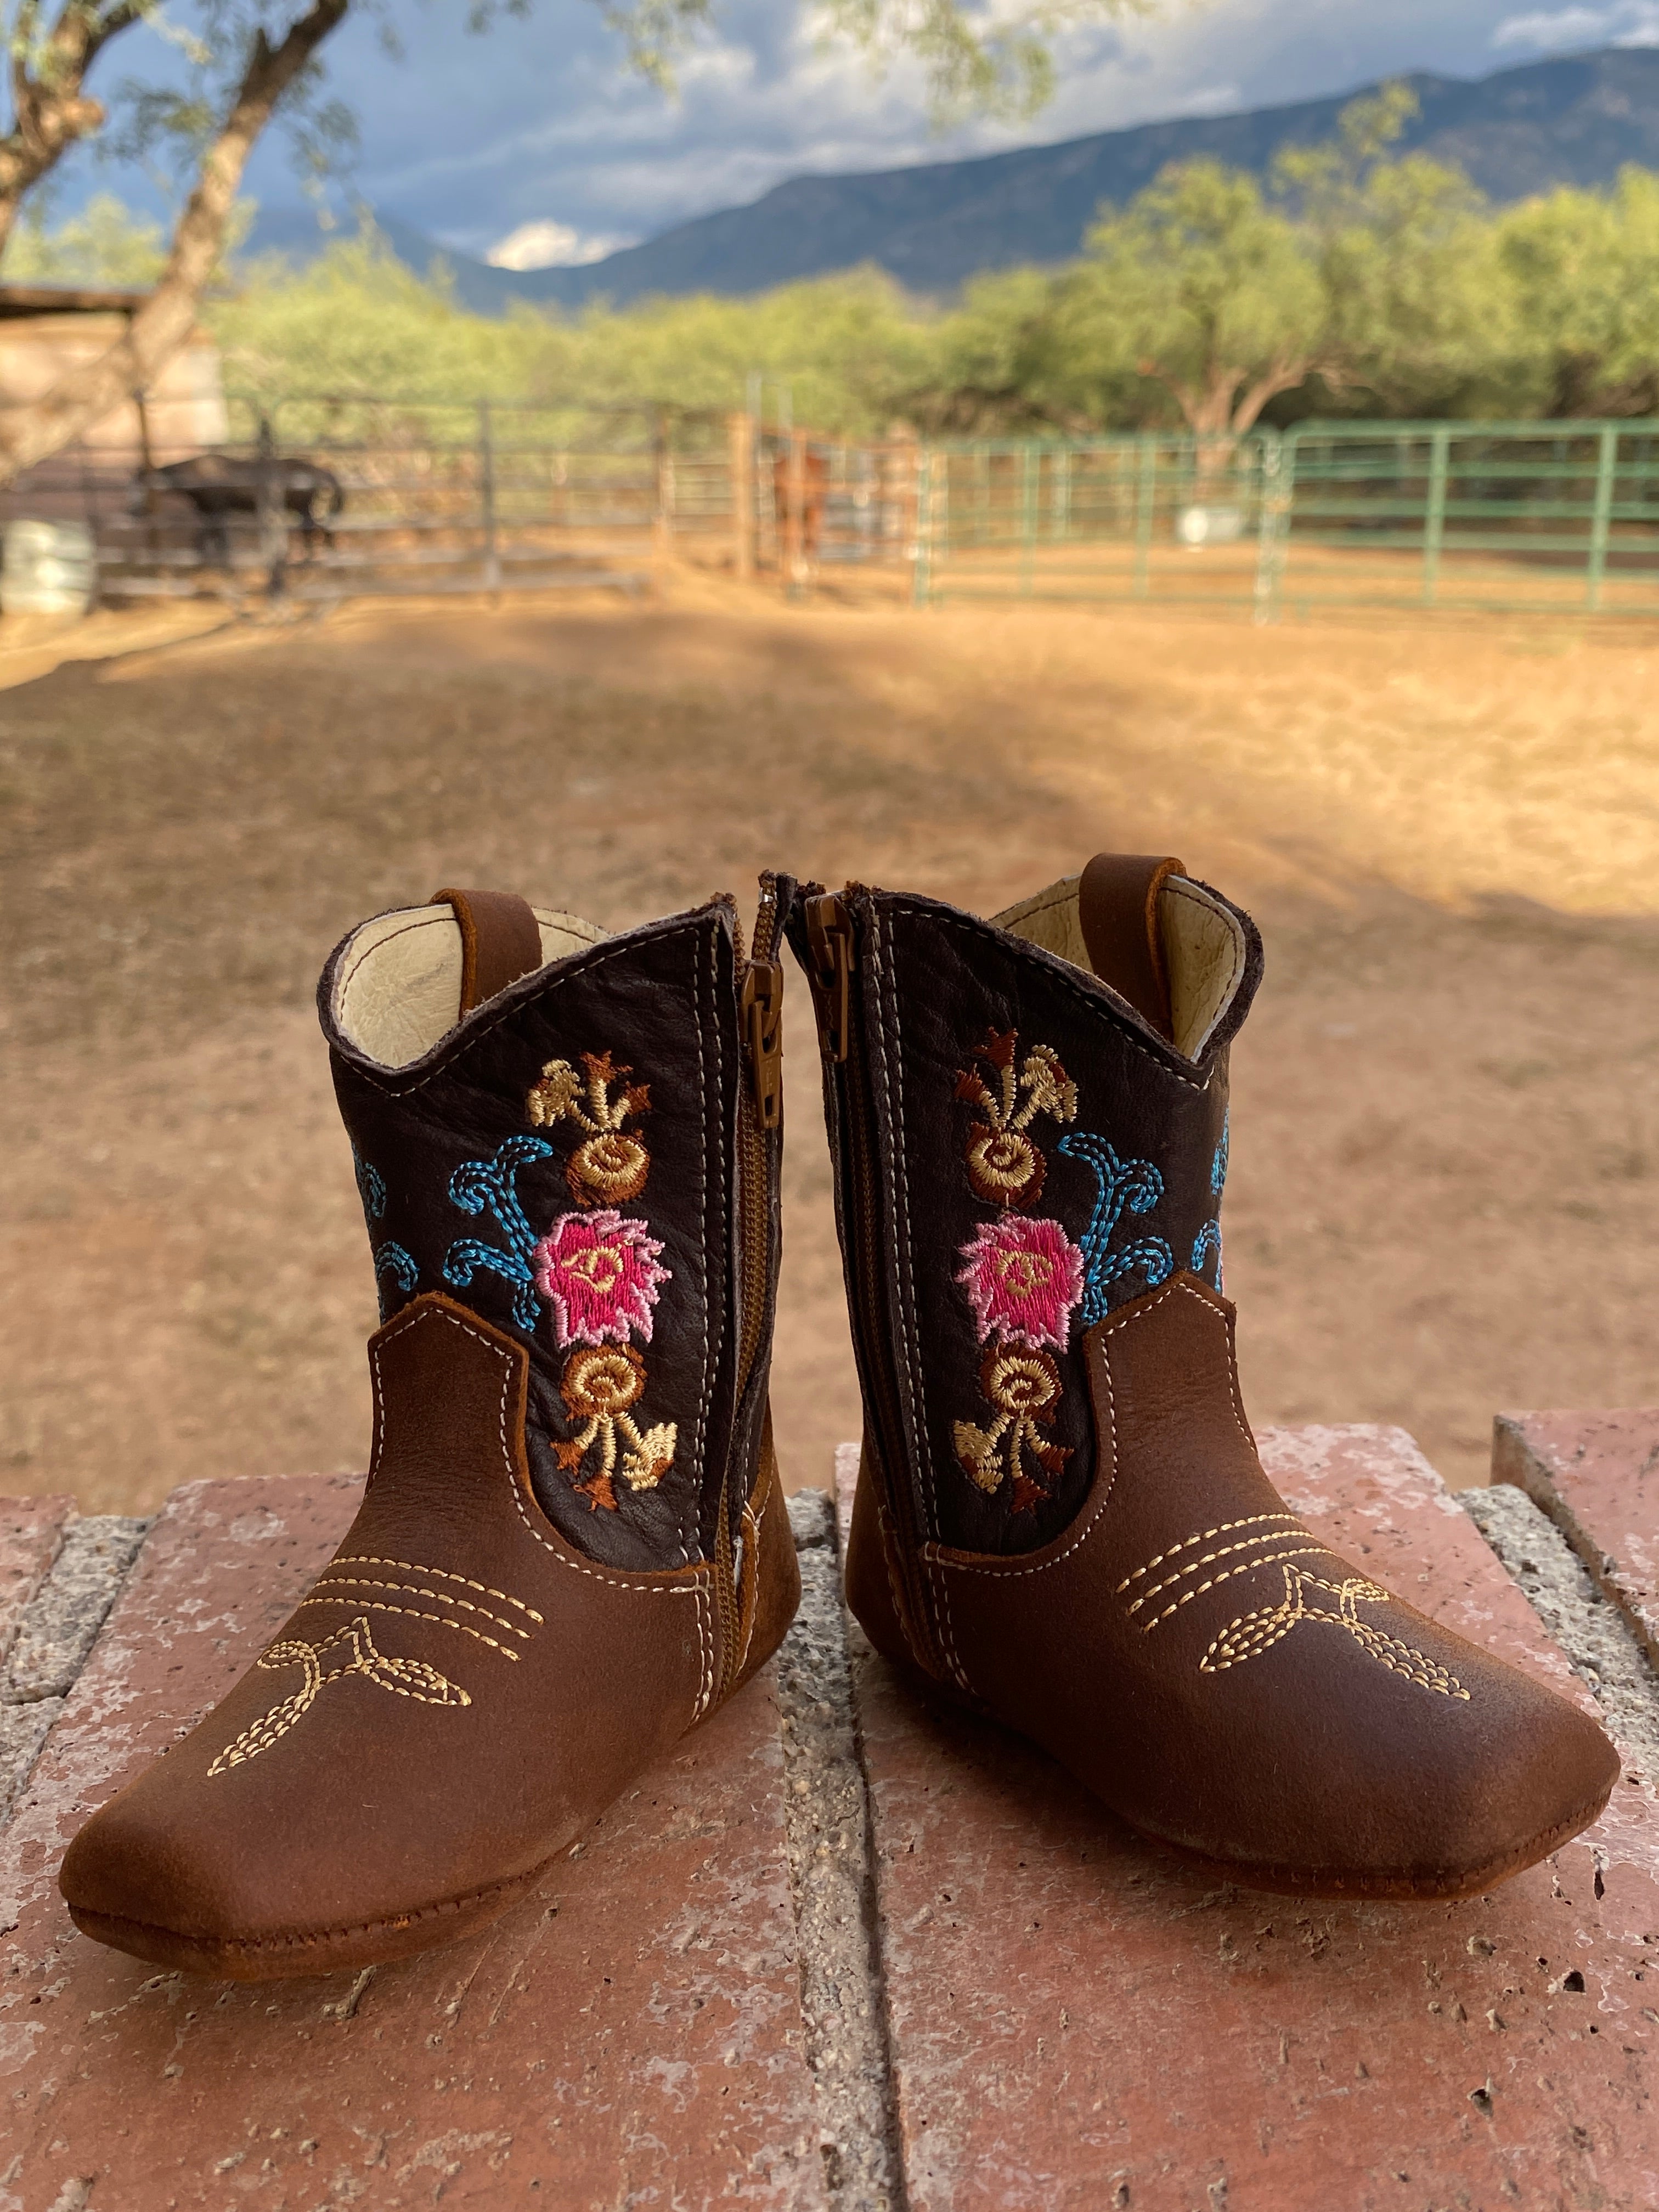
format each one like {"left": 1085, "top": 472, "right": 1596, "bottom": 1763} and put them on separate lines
{"left": 891, "top": 1656, "right": 1617, "bottom": 1903}
{"left": 66, "top": 1603, "right": 797, "bottom": 1984}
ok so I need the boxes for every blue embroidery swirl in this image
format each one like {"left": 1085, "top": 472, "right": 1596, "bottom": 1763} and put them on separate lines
{"left": 1056, "top": 1130, "right": 1174, "bottom": 1326}
{"left": 441, "top": 1135, "right": 555, "bottom": 1335}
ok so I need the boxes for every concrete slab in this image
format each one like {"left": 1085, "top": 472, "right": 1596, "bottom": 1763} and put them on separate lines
{"left": 1494, "top": 1409, "right": 1659, "bottom": 1675}
{"left": 839, "top": 1426, "right": 1659, "bottom": 2212}
{"left": 0, "top": 1474, "right": 825, "bottom": 2212}
{"left": 0, "top": 1497, "right": 75, "bottom": 1671}
{"left": 0, "top": 1495, "right": 79, "bottom": 1840}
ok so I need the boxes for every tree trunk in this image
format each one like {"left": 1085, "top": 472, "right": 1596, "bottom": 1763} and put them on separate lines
{"left": 1168, "top": 366, "right": 1248, "bottom": 497}
{"left": 1167, "top": 357, "right": 1312, "bottom": 496}
{"left": 0, "top": 0, "right": 348, "bottom": 487}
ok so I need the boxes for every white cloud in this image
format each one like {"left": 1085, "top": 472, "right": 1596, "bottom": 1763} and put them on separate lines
{"left": 1492, "top": 1, "right": 1659, "bottom": 45}
{"left": 218, "top": 0, "right": 1615, "bottom": 257}
{"left": 486, "top": 219, "right": 634, "bottom": 269}
{"left": 1161, "top": 81, "right": 1246, "bottom": 116}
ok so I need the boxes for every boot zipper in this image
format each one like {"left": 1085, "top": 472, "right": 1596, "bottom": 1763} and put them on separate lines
{"left": 715, "top": 876, "right": 786, "bottom": 1700}
{"left": 803, "top": 891, "right": 945, "bottom": 1680}
{"left": 737, "top": 876, "right": 784, "bottom": 1407}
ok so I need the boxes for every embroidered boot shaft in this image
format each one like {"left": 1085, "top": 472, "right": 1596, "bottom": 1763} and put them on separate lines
{"left": 787, "top": 859, "right": 1618, "bottom": 1900}
{"left": 60, "top": 883, "right": 799, "bottom": 1978}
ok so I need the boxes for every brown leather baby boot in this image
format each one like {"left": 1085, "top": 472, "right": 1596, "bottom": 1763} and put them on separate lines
{"left": 60, "top": 882, "right": 799, "bottom": 1977}
{"left": 787, "top": 858, "right": 1618, "bottom": 1899}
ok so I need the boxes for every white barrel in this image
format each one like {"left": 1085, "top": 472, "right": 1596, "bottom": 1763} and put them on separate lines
{"left": 1, "top": 520, "right": 97, "bottom": 616}
{"left": 1176, "top": 504, "right": 1245, "bottom": 549}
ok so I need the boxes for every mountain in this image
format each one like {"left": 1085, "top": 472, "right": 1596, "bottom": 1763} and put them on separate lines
{"left": 244, "top": 46, "right": 1659, "bottom": 314}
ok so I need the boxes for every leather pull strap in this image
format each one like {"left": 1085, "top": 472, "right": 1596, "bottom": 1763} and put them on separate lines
{"left": 429, "top": 887, "right": 544, "bottom": 1015}
{"left": 1077, "top": 851, "right": 1186, "bottom": 1043}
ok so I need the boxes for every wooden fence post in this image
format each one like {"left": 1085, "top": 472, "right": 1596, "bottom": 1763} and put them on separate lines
{"left": 257, "top": 412, "right": 286, "bottom": 601}
{"left": 654, "top": 408, "right": 674, "bottom": 578}
{"left": 729, "top": 411, "right": 754, "bottom": 579}
{"left": 786, "top": 429, "right": 807, "bottom": 599}
{"left": 478, "top": 400, "right": 501, "bottom": 595}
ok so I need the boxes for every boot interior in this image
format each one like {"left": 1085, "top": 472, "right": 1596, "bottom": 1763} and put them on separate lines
{"left": 331, "top": 903, "right": 609, "bottom": 1069}
{"left": 993, "top": 871, "right": 1246, "bottom": 1061}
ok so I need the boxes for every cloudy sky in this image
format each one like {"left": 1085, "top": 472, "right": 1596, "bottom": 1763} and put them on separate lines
{"left": 89, "top": 0, "right": 1659, "bottom": 263}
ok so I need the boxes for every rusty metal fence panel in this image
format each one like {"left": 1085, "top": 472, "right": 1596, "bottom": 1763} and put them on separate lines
{"left": 1, "top": 395, "right": 736, "bottom": 603}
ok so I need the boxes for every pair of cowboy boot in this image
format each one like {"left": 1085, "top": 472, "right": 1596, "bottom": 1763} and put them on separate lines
{"left": 60, "top": 865, "right": 1618, "bottom": 1979}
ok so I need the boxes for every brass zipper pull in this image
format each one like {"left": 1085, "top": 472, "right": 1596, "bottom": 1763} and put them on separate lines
{"left": 803, "top": 893, "right": 853, "bottom": 1063}
{"left": 741, "top": 956, "right": 784, "bottom": 1129}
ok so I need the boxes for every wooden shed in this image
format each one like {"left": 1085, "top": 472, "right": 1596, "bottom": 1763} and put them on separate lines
{"left": 0, "top": 285, "right": 227, "bottom": 527}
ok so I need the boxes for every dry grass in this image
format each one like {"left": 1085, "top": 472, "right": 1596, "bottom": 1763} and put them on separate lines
{"left": 3, "top": 574, "right": 1657, "bottom": 1512}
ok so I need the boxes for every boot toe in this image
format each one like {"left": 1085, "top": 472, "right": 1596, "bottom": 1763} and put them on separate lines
{"left": 1184, "top": 1622, "right": 1622, "bottom": 1897}
{"left": 60, "top": 1787, "right": 266, "bottom": 1970}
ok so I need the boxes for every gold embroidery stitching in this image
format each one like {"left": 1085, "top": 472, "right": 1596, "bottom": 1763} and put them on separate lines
{"left": 955, "top": 1031, "right": 1078, "bottom": 1207}
{"left": 1199, "top": 1564, "right": 1470, "bottom": 1700}
{"left": 207, "top": 1617, "right": 472, "bottom": 1776}
{"left": 292, "top": 1594, "right": 525, "bottom": 1660}
{"left": 951, "top": 1342, "right": 1070, "bottom": 1511}
{"left": 1125, "top": 1523, "right": 1320, "bottom": 1615}
{"left": 330, "top": 1556, "right": 544, "bottom": 1623}
{"left": 526, "top": 1050, "right": 652, "bottom": 1206}
{"left": 1138, "top": 1546, "right": 1329, "bottom": 1627}
{"left": 1114, "top": 1512, "right": 1305, "bottom": 1593}
{"left": 552, "top": 1344, "right": 678, "bottom": 1513}
{"left": 311, "top": 1574, "right": 534, "bottom": 1642}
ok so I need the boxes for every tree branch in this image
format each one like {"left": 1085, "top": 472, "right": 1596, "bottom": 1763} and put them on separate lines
{"left": 0, "top": 0, "right": 349, "bottom": 482}
{"left": 0, "top": 0, "right": 148, "bottom": 258}
{"left": 1228, "top": 353, "right": 1313, "bottom": 435}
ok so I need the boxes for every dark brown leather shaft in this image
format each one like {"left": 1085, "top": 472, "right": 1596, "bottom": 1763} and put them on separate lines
{"left": 1077, "top": 851, "right": 1185, "bottom": 1041}
{"left": 430, "top": 886, "right": 544, "bottom": 1013}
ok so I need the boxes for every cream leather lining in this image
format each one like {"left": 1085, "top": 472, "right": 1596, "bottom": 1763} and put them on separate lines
{"left": 332, "top": 904, "right": 608, "bottom": 1069}
{"left": 993, "top": 872, "right": 1245, "bottom": 1061}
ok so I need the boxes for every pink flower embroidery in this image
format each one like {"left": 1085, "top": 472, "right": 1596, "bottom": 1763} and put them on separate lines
{"left": 955, "top": 1215, "right": 1082, "bottom": 1351}
{"left": 532, "top": 1209, "right": 670, "bottom": 1348}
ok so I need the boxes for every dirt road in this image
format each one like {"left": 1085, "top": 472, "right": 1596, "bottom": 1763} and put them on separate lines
{"left": 3, "top": 580, "right": 1657, "bottom": 1509}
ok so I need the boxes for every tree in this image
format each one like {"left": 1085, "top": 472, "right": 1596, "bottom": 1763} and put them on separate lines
{"left": 0, "top": 0, "right": 1151, "bottom": 485}
{"left": 1036, "top": 85, "right": 1520, "bottom": 450}
{"left": 1060, "top": 158, "right": 1325, "bottom": 447}
{"left": 1275, "top": 86, "right": 1511, "bottom": 417}
{"left": 913, "top": 266, "right": 1112, "bottom": 435}
{"left": 1497, "top": 167, "right": 1659, "bottom": 416}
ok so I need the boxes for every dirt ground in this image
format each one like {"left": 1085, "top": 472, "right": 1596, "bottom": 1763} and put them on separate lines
{"left": 3, "top": 574, "right": 1658, "bottom": 1515}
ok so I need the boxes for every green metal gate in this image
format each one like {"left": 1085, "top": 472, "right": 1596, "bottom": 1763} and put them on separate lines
{"left": 911, "top": 421, "right": 1659, "bottom": 622}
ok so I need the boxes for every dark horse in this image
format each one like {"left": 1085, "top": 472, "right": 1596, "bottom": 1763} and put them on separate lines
{"left": 130, "top": 454, "right": 345, "bottom": 569}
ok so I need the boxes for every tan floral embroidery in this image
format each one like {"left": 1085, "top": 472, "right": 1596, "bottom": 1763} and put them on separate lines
{"left": 951, "top": 1342, "right": 1071, "bottom": 1514}
{"left": 522, "top": 1044, "right": 678, "bottom": 1515}
{"left": 207, "top": 1616, "right": 472, "bottom": 1776}
{"left": 554, "top": 1344, "right": 678, "bottom": 1514}
{"left": 955, "top": 1030, "right": 1079, "bottom": 1207}
{"left": 527, "top": 1051, "right": 652, "bottom": 1205}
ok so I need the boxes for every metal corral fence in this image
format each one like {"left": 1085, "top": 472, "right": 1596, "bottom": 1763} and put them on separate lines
{"left": 912, "top": 421, "right": 1659, "bottom": 620}
{"left": 5, "top": 395, "right": 739, "bottom": 602}
{"left": 3, "top": 402, "right": 1657, "bottom": 620}
{"left": 0, "top": 400, "right": 926, "bottom": 604}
